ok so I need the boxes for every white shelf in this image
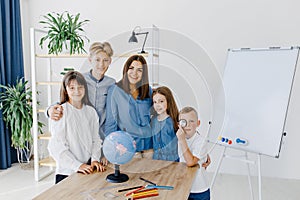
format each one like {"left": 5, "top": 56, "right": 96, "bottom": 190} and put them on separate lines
{"left": 36, "top": 81, "right": 61, "bottom": 85}
{"left": 35, "top": 52, "right": 151, "bottom": 58}
{"left": 38, "top": 132, "right": 51, "bottom": 140}
{"left": 35, "top": 54, "right": 88, "bottom": 58}
{"left": 39, "top": 157, "right": 56, "bottom": 167}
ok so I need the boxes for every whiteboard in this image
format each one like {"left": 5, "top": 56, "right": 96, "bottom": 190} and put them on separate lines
{"left": 217, "top": 47, "right": 299, "bottom": 157}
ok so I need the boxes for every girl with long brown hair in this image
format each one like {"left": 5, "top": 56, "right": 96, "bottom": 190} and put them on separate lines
{"left": 151, "top": 86, "right": 179, "bottom": 161}
{"left": 48, "top": 71, "right": 105, "bottom": 184}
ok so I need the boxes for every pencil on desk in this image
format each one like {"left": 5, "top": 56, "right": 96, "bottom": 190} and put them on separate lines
{"left": 145, "top": 185, "right": 174, "bottom": 190}
{"left": 124, "top": 186, "right": 145, "bottom": 196}
{"left": 139, "top": 177, "right": 157, "bottom": 186}
{"left": 132, "top": 191, "right": 159, "bottom": 199}
{"left": 127, "top": 193, "right": 159, "bottom": 200}
{"left": 133, "top": 188, "right": 158, "bottom": 195}
{"left": 118, "top": 185, "right": 143, "bottom": 192}
{"left": 131, "top": 189, "right": 158, "bottom": 198}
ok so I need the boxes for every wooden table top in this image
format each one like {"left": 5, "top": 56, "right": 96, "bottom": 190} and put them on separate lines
{"left": 34, "top": 158, "right": 198, "bottom": 200}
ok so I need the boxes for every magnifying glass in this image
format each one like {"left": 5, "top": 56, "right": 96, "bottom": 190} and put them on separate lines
{"left": 179, "top": 119, "right": 187, "bottom": 128}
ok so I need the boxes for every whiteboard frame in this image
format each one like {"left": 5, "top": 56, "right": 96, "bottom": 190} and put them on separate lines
{"left": 216, "top": 46, "right": 299, "bottom": 158}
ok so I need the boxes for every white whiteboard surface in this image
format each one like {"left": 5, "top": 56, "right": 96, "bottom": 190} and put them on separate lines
{"left": 218, "top": 47, "right": 299, "bottom": 157}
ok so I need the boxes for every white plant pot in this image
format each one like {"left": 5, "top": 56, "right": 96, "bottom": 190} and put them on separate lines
{"left": 62, "top": 40, "right": 71, "bottom": 54}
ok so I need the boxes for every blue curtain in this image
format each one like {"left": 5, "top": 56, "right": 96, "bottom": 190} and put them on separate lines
{"left": 0, "top": 0, "right": 24, "bottom": 169}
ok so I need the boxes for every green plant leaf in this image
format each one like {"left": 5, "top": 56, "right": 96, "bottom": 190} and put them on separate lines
{"left": 0, "top": 78, "right": 44, "bottom": 149}
{"left": 39, "top": 11, "right": 89, "bottom": 54}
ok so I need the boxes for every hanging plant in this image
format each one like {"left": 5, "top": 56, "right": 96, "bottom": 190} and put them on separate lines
{"left": 39, "top": 11, "right": 90, "bottom": 55}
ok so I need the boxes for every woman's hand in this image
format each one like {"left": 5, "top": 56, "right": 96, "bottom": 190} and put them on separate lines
{"left": 78, "top": 163, "right": 93, "bottom": 174}
{"left": 91, "top": 161, "right": 106, "bottom": 172}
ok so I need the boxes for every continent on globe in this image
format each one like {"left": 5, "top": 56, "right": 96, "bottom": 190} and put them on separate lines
{"left": 116, "top": 143, "right": 127, "bottom": 156}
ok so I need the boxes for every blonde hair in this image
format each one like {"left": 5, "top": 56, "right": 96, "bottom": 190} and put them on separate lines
{"left": 89, "top": 42, "right": 113, "bottom": 57}
{"left": 179, "top": 106, "right": 198, "bottom": 118}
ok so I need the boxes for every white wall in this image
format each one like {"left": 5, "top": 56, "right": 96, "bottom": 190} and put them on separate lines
{"left": 20, "top": 0, "right": 300, "bottom": 180}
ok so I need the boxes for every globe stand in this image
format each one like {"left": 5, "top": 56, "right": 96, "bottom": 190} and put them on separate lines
{"left": 106, "top": 164, "right": 129, "bottom": 183}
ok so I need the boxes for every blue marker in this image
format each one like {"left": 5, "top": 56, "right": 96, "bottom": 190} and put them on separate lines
{"left": 236, "top": 138, "right": 248, "bottom": 145}
{"left": 145, "top": 185, "right": 174, "bottom": 190}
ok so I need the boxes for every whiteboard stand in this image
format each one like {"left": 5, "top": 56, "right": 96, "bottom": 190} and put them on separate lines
{"left": 210, "top": 146, "right": 262, "bottom": 200}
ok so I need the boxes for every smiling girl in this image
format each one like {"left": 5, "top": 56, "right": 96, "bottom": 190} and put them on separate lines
{"left": 151, "top": 86, "right": 179, "bottom": 161}
{"left": 48, "top": 71, "right": 105, "bottom": 184}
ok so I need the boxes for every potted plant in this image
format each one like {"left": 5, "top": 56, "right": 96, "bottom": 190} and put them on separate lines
{"left": 0, "top": 78, "right": 43, "bottom": 163}
{"left": 39, "top": 11, "right": 90, "bottom": 55}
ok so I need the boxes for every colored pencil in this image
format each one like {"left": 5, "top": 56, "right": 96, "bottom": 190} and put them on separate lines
{"left": 139, "top": 177, "right": 157, "bottom": 185}
{"left": 132, "top": 192, "right": 159, "bottom": 199}
{"left": 125, "top": 186, "right": 145, "bottom": 196}
{"left": 133, "top": 188, "right": 158, "bottom": 195}
{"left": 118, "top": 185, "right": 143, "bottom": 192}
{"left": 145, "top": 185, "right": 174, "bottom": 190}
{"left": 131, "top": 189, "right": 158, "bottom": 198}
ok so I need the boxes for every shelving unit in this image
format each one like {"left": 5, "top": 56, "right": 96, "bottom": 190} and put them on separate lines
{"left": 30, "top": 28, "right": 88, "bottom": 181}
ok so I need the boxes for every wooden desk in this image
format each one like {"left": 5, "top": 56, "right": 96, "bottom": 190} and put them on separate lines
{"left": 34, "top": 158, "right": 198, "bottom": 200}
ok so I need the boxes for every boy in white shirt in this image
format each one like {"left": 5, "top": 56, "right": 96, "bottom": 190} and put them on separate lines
{"left": 177, "top": 106, "right": 210, "bottom": 200}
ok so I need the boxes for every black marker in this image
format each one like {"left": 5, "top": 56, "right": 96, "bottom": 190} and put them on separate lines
{"left": 139, "top": 177, "right": 156, "bottom": 185}
{"left": 117, "top": 185, "right": 143, "bottom": 192}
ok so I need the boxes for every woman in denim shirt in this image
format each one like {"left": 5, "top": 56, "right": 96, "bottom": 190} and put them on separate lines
{"left": 105, "top": 55, "right": 153, "bottom": 153}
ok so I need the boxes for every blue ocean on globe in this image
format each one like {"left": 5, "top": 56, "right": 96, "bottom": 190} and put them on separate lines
{"left": 103, "top": 131, "right": 137, "bottom": 165}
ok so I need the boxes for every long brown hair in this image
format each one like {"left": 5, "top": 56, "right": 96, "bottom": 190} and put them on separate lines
{"left": 152, "top": 86, "right": 179, "bottom": 131}
{"left": 59, "top": 71, "right": 92, "bottom": 106}
{"left": 116, "top": 55, "right": 150, "bottom": 100}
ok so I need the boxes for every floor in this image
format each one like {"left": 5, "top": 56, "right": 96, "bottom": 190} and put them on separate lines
{"left": 0, "top": 163, "right": 299, "bottom": 200}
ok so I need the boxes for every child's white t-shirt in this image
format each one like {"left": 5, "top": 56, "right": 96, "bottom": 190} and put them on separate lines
{"left": 178, "top": 131, "right": 209, "bottom": 193}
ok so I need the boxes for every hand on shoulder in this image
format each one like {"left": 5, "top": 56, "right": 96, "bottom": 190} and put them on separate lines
{"left": 49, "top": 104, "right": 63, "bottom": 121}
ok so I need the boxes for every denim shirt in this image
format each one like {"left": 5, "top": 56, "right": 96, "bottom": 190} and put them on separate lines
{"left": 105, "top": 85, "right": 153, "bottom": 151}
{"left": 83, "top": 71, "right": 115, "bottom": 140}
{"left": 151, "top": 116, "right": 178, "bottom": 161}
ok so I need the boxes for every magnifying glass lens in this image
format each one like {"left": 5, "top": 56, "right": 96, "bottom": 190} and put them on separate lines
{"left": 179, "top": 119, "right": 187, "bottom": 127}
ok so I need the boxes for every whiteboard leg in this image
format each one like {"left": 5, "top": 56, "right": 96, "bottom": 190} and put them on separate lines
{"left": 257, "top": 154, "right": 262, "bottom": 200}
{"left": 210, "top": 146, "right": 226, "bottom": 189}
{"left": 246, "top": 152, "right": 254, "bottom": 200}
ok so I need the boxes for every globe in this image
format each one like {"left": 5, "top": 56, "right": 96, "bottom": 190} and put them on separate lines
{"left": 103, "top": 131, "right": 136, "bottom": 183}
